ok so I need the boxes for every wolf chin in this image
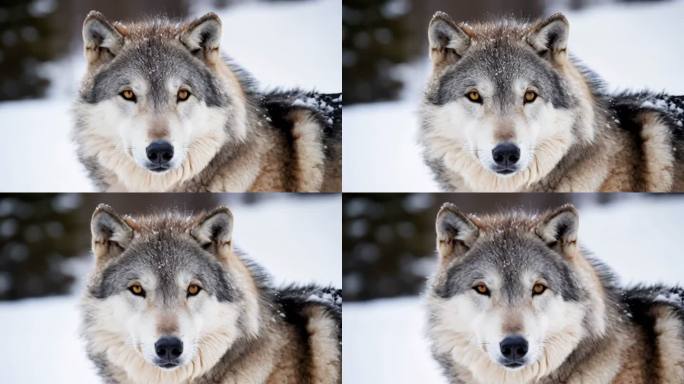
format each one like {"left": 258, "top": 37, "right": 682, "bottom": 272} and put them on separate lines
{"left": 419, "top": 11, "right": 684, "bottom": 192}
{"left": 425, "top": 204, "right": 684, "bottom": 384}
{"left": 73, "top": 11, "right": 341, "bottom": 192}
{"left": 81, "top": 204, "right": 341, "bottom": 384}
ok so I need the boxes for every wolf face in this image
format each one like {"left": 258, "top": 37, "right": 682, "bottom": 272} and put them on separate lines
{"left": 427, "top": 205, "right": 606, "bottom": 383}
{"left": 421, "top": 13, "right": 592, "bottom": 190}
{"left": 75, "top": 12, "right": 247, "bottom": 184}
{"left": 82, "top": 205, "right": 260, "bottom": 382}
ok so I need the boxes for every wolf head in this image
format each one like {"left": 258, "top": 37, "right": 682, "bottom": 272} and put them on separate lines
{"left": 426, "top": 204, "right": 608, "bottom": 383}
{"left": 421, "top": 12, "right": 596, "bottom": 190}
{"left": 82, "top": 205, "right": 262, "bottom": 383}
{"left": 75, "top": 11, "right": 249, "bottom": 189}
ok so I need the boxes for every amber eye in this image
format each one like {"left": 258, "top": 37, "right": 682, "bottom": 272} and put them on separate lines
{"left": 473, "top": 283, "right": 490, "bottom": 296}
{"left": 524, "top": 90, "right": 537, "bottom": 104}
{"left": 120, "top": 89, "right": 136, "bottom": 102}
{"left": 532, "top": 283, "right": 547, "bottom": 296}
{"left": 187, "top": 284, "right": 202, "bottom": 297}
{"left": 177, "top": 89, "right": 191, "bottom": 102}
{"left": 129, "top": 284, "right": 145, "bottom": 297}
{"left": 466, "top": 90, "right": 482, "bottom": 103}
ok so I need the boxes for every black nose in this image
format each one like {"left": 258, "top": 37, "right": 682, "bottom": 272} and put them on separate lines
{"left": 492, "top": 143, "right": 520, "bottom": 166}
{"left": 146, "top": 141, "right": 174, "bottom": 164}
{"left": 155, "top": 336, "right": 183, "bottom": 361}
{"left": 499, "top": 336, "right": 528, "bottom": 361}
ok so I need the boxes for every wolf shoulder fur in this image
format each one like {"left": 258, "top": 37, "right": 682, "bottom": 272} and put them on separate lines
{"left": 81, "top": 205, "right": 341, "bottom": 384}
{"left": 419, "top": 12, "right": 684, "bottom": 192}
{"left": 73, "top": 11, "right": 341, "bottom": 192}
{"left": 425, "top": 204, "right": 684, "bottom": 383}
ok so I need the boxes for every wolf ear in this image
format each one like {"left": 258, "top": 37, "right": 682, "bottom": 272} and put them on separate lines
{"left": 435, "top": 203, "right": 479, "bottom": 264}
{"left": 190, "top": 207, "right": 233, "bottom": 261}
{"left": 180, "top": 12, "right": 222, "bottom": 58}
{"left": 428, "top": 12, "right": 471, "bottom": 66}
{"left": 535, "top": 204, "right": 578, "bottom": 252}
{"left": 526, "top": 13, "right": 569, "bottom": 59}
{"left": 91, "top": 204, "right": 134, "bottom": 264}
{"left": 82, "top": 11, "right": 124, "bottom": 65}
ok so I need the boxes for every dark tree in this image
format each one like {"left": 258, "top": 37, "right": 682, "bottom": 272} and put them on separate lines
{"left": 343, "top": 0, "right": 413, "bottom": 104}
{"left": 0, "top": 0, "right": 66, "bottom": 100}
{"left": 0, "top": 194, "right": 86, "bottom": 300}
{"left": 343, "top": 193, "right": 606, "bottom": 302}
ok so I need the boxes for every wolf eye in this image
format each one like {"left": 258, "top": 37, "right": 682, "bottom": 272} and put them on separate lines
{"left": 532, "top": 283, "right": 547, "bottom": 296}
{"left": 177, "top": 89, "right": 191, "bottom": 102}
{"left": 473, "top": 283, "right": 490, "bottom": 296}
{"left": 129, "top": 284, "right": 145, "bottom": 297}
{"left": 524, "top": 90, "right": 537, "bottom": 104}
{"left": 466, "top": 91, "right": 482, "bottom": 104}
{"left": 187, "top": 284, "right": 202, "bottom": 297}
{"left": 120, "top": 89, "right": 137, "bottom": 102}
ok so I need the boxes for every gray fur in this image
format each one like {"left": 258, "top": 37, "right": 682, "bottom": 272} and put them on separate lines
{"left": 81, "top": 205, "right": 342, "bottom": 383}
{"left": 420, "top": 12, "right": 684, "bottom": 192}
{"left": 426, "top": 205, "right": 684, "bottom": 383}
{"left": 89, "top": 231, "right": 238, "bottom": 303}
{"left": 73, "top": 11, "right": 341, "bottom": 192}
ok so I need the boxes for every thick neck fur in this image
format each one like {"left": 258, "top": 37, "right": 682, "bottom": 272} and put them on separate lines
{"left": 427, "top": 251, "right": 628, "bottom": 384}
{"left": 81, "top": 254, "right": 285, "bottom": 384}
{"left": 420, "top": 55, "right": 619, "bottom": 192}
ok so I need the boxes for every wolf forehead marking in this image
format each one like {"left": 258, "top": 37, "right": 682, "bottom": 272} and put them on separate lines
{"left": 428, "top": 35, "right": 572, "bottom": 109}
{"left": 91, "top": 233, "right": 237, "bottom": 302}
{"left": 82, "top": 39, "right": 228, "bottom": 108}
{"left": 435, "top": 232, "right": 581, "bottom": 301}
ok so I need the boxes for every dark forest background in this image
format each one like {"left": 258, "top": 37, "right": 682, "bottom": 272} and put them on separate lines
{"left": 343, "top": 0, "right": 668, "bottom": 104}
{"left": 0, "top": 0, "right": 295, "bottom": 101}
{"left": 342, "top": 194, "right": 678, "bottom": 302}
{"left": 0, "top": 193, "right": 320, "bottom": 301}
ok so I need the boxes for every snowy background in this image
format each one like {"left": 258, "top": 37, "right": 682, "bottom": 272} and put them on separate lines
{"left": 0, "top": 0, "right": 341, "bottom": 192}
{"left": 343, "top": 194, "right": 684, "bottom": 383}
{"left": 343, "top": 0, "right": 684, "bottom": 192}
{"left": 0, "top": 193, "right": 341, "bottom": 383}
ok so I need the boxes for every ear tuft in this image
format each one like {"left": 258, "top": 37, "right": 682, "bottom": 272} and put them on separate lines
{"left": 90, "top": 204, "right": 134, "bottom": 263}
{"left": 82, "top": 11, "right": 124, "bottom": 63}
{"left": 435, "top": 203, "right": 479, "bottom": 263}
{"left": 526, "top": 13, "right": 569, "bottom": 59}
{"left": 535, "top": 204, "right": 578, "bottom": 248}
{"left": 428, "top": 11, "right": 471, "bottom": 66}
{"left": 190, "top": 207, "right": 233, "bottom": 259}
{"left": 180, "top": 12, "right": 222, "bottom": 55}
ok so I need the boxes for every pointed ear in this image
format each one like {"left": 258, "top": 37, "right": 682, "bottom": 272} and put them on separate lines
{"left": 435, "top": 203, "right": 479, "bottom": 264}
{"left": 91, "top": 204, "right": 134, "bottom": 264}
{"left": 179, "top": 12, "right": 222, "bottom": 59}
{"left": 428, "top": 11, "right": 471, "bottom": 66}
{"left": 526, "top": 13, "right": 569, "bottom": 60}
{"left": 190, "top": 207, "right": 233, "bottom": 261}
{"left": 82, "top": 11, "right": 124, "bottom": 66}
{"left": 535, "top": 204, "right": 578, "bottom": 252}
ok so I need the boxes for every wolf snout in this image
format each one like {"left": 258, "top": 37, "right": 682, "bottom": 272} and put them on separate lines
{"left": 499, "top": 335, "right": 528, "bottom": 367}
{"left": 154, "top": 336, "right": 183, "bottom": 367}
{"left": 146, "top": 141, "right": 174, "bottom": 172}
{"left": 491, "top": 142, "right": 520, "bottom": 173}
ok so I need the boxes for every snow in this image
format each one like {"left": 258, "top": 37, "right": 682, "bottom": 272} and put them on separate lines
{"left": 344, "top": 196, "right": 684, "bottom": 383}
{"left": 0, "top": 194, "right": 340, "bottom": 383}
{"left": 343, "top": 0, "right": 684, "bottom": 192}
{"left": 0, "top": 0, "right": 341, "bottom": 192}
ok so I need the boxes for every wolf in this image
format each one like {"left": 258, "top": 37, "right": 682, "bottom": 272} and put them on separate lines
{"left": 73, "top": 11, "right": 341, "bottom": 192}
{"left": 425, "top": 203, "right": 684, "bottom": 384}
{"left": 81, "top": 204, "right": 341, "bottom": 384}
{"left": 419, "top": 12, "right": 684, "bottom": 192}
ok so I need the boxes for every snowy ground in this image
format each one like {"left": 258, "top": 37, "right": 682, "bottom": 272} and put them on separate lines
{"left": 0, "top": 0, "right": 341, "bottom": 192}
{"left": 343, "top": 0, "right": 684, "bottom": 192}
{"left": 0, "top": 195, "right": 341, "bottom": 383}
{"left": 344, "top": 196, "right": 684, "bottom": 383}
